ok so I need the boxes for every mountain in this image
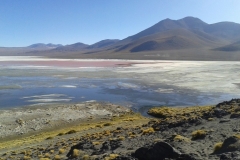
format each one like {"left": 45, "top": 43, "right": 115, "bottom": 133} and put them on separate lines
{"left": 122, "top": 17, "right": 208, "bottom": 42}
{"left": 87, "top": 39, "right": 120, "bottom": 49}
{"left": 116, "top": 28, "right": 225, "bottom": 52}
{"left": 111, "top": 17, "right": 240, "bottom": 53}
{"left": 214, "top": 40, "right": 240, "bottom": 51}
{"left": 121, "top": 17, "right": 240, "bottom": 43}
{"left": 54, "top": 42, "right": 89, "bottom": 51}
{"left": 28, "top": 43, "right": 62, "bottom": 48}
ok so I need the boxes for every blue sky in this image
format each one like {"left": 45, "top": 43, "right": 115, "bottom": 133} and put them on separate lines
{"left": 0, "top": 0, "right": 239, "bottom": 47}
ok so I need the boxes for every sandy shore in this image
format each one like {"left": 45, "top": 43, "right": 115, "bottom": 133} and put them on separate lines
{"left": 0, "top": 102, "right": 130, "bottom": 139}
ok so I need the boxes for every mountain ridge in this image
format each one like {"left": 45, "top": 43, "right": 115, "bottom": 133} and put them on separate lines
{"left": 1, "top": 16, "right": 240, "bottom": 60}
{"left": 28, "top": 43, "right": 63, "bottom": 48}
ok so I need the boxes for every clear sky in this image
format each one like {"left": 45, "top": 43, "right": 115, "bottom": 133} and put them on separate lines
{"left": 0, "top": 0, "right": 239, "bottom": 47}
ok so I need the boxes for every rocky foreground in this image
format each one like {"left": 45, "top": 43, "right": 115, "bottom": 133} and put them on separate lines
{"left": 2, "top": 99, "right": 240, "bottom": 159}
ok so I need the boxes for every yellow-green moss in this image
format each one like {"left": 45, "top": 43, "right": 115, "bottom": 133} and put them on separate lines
{"left": 191, "top": 130, "right": 206, "bottom": 139}
{"left": 234, "top": 134, "right": 240, "bottom": 139}
{"left": 174, "top": 135, "right": 190, "bottom": 142}
{"left": 104, "top": 154, "right": 119, "bottom": 160}
{"left": 142, "top": 127, "right": 155, "bottom": 135}
{"left": 58, "top": 148, "right": 65, "bottom": 154}
{"left": 54, "top": 155, "right": 61, "bottom": 160}
{"left": 208, "top": 118, "right": 214, "bottom": 121}
{"left": 72, "top": 149, "right": 80, "bottom": 158}
{"left": 118, "top": 136, "right": 125, "bottom": 141}
{"left": 214, "top": 142, "right": 223, "bottom": 152}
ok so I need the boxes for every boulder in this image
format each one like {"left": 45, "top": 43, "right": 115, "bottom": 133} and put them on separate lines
{"left": 134, "top": 141, "right": 181, "bottom": 160}
{"left": 214, "top": 136, "right": 240, "bottom": 154}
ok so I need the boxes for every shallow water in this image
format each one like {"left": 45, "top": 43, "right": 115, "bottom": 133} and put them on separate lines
{"left": 0, "top": 56, "right": 240, "bottom": 110}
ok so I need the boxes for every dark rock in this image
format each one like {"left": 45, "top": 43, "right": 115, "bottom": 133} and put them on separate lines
{"left": 100, "top": 140, "right": 122, "bottom": 151}
{"left": 110, "top": 140, "right": 122, "bottom": 150}
{"left": 134, "top": 141, "right": 181, "bottom": 160}
{"left": 220, "top": 153, "right": 232, "bottom": 160}
{"left": 220, "top": 134, "right": 227, "bottom": 138}
{"left": 219, "top": 151, "right": 240, "bottom": 160}
{"left": 230, "top": 113, "right": 240, "bottom": 118}
{"left": 219, "top": 119, "right": 231, "bottom": 123}
{"left": 214, "top": 108, "right": 227, "bottom": 118}
{"left": 66, "top": 140, "right": 94, "bottom": 158}
{"left": 177, "top": 153, "right": 196, "bottom": 160}
{"left": 115, "top": 156, "right": 137, "bottom": 160}
{"left": 233, "top": 128, "right": 239, "bottom": 132}
{"left": 101, "top": 141, "right": 110, "bottom": 150}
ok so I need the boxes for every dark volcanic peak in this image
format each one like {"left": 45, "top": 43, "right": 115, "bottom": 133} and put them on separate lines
{"left": 28, "top": 43, "right": 62, "bottom": 48}
{"left": 88, "top": 39, "right": 120, "bottom": 49}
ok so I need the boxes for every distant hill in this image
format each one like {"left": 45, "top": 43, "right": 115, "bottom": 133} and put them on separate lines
{"left": 87, "top": 39, "right": 120, "bottom": 49}
{"left": 28, "top": 43, "right": 62, "bottom": 48}
{"left": 54, "top": 42, "right": 89, "bottom": 51}
{"left": 214, "top": 40, "right": 240, "bottom": 51}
